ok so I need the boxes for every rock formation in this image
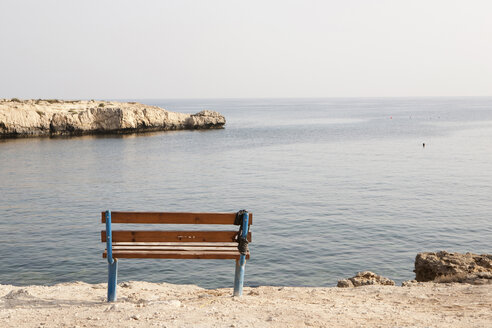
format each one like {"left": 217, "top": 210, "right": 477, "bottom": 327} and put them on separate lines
{"left": 0, "top": 99, "right": 225, "bottom": 138}
{"left": 414, "top": 251, "right": 492, "bottom": 285}
{"left": 337, "top": 271, "right": 395, "bottom": 287}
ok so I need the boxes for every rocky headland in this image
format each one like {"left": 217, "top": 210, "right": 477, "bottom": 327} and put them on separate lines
{"left": 0, "top": 99, "right": 226, "bottom": 138}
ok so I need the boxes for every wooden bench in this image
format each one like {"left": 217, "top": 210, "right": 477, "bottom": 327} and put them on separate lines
{"left": 101, "top": 210, "right": 252, "bottom": 302}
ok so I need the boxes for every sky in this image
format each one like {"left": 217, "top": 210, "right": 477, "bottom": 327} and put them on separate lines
{"left": 1, "top": 0, "right": 491, "bottom": 99}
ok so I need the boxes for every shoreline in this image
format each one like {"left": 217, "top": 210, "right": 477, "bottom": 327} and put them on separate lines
{"left": 1, "top": 281, "right": 491, "bottom": 327}
{"left": 0, "top": 99, "right": 226, "bottom": 138}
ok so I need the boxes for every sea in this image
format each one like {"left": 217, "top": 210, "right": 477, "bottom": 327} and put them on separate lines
{"left": 1, "top": 97, "right": 491, "bottom": 288}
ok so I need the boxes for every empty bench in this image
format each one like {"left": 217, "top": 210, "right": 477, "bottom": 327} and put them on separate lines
{"left": 101, "top": 210, "right": 252, "bottom": 302}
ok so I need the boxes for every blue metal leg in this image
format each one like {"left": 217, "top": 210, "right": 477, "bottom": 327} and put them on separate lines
{"left": 107, "top": 259, "right": 118, "bottom": 302}
{"left": 233, "top": 256, "right": 246, "bottom": 296}
{"left": 233, "top": 211, "right": 249, "bottom": 297}
{"left": 105, "top": 210, "right": 118, "bottom": 302}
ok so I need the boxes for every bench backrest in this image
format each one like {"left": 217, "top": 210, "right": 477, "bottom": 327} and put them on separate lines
{"left": 101, "top": 211, "right": 253, "bottom": 243}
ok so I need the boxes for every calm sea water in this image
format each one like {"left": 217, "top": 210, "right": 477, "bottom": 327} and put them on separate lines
{"left": 1, "top": 97, "right": 491, "bottom": 288}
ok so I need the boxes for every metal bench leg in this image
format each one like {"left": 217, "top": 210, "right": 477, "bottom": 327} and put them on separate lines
{"left": 233, "top": 256, "right": 246, "bottom": 296}
{"left": 233, "top": 210, "right": 249, "bottom": 297}
{"left": 105, "top": 210, "right": 118, "bottom": 302}
{"left": 108, "top": 259, "right": 118, "bottom": 302}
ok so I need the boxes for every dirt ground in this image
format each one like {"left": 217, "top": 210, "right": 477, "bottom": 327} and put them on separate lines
{"left": 1, "top": 281, "right": 491, "bottom": 327}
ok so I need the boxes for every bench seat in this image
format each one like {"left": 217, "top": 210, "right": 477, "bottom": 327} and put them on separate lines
{"left": 103, "top": 242, "right": 250, "bottom": 259}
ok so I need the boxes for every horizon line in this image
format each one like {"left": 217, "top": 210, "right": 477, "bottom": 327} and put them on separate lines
{"left": 3, "top": 95, "right": 492, "bottom": 101}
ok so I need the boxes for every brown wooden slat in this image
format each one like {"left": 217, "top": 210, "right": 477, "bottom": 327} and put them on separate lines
{"left": 101, "top": 230, "right": 251, "bottom": 243}
{"left": 113, "top": 242, "right": 238, "bottom": 246}
{"left": 103, "top": 250, "right": 249, "bottom": 260}
{"left": 112, "top": 246, "right": 239, "bottom": 251}
{"left": 101, "top": 212, "right": 253, "bottom": 225}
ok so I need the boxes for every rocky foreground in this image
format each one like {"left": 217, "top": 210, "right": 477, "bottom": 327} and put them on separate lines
{"left": 1, "top": 251, "right": 491, "bottom": 327}
{"left": 1, "top": 281, "right": 491, "bottom": 328}
{"left": 0, "top": 99, "right": 225, "bottom": 138}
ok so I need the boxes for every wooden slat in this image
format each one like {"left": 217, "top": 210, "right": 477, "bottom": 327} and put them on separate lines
{"left": 101, "top": 212, "right": 253, "bottom": 225}
{"left": 113, "top": 242, "right": 238, "bottom": 246}
{"left": 112, "top": 246, "right": 239, "bottom": 251}
{"left": 103, "top": 250, "right": 250, "bottom": 260}
{"left": 101, "top": 230, "right": 252, "bottom": 243}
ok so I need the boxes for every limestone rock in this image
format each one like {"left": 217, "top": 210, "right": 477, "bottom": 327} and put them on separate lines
{"left": 0, "top": 99, "right": 226, "bottom": 138}
{"left": 337, "top": 271, "right": 395, "bottom": 287}
{"left": 185, "top": 110, "right": 226, "bottom": 129}
{"left": 336, "top": 279, "right": 354, "bottom": 288}
{"left": 414, "top": 251, "right": 492, "bottom": 284}
{"left": 401, "top": 280, "right": 429, "bottom": 287}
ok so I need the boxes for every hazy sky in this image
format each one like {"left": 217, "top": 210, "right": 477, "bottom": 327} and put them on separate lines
{"left": 1, "top": 0, "right": 491, "bottom": 99}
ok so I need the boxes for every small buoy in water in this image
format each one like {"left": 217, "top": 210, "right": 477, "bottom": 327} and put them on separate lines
{"left": 390, "top": 116, "right": 392, "bottom": 119}
{"left": 423, "top": 143, "right": 426, "bottom": 148}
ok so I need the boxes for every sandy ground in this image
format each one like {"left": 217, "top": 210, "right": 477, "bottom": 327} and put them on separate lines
{"left": 1, "top": 281, "right": 491, "bottom": 328}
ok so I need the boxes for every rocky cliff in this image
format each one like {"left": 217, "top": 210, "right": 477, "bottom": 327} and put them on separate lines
{"left": 0, "top": 99, "right": 225, "bottom": 138}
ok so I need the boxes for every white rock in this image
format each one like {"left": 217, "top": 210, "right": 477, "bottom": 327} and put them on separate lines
{"left": 0, "top": 100, "right": 225, "bottom": 137}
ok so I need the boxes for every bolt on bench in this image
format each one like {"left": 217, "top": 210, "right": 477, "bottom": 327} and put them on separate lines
{"left": 101, "top": 210, "right": 252, "bottom": 302}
